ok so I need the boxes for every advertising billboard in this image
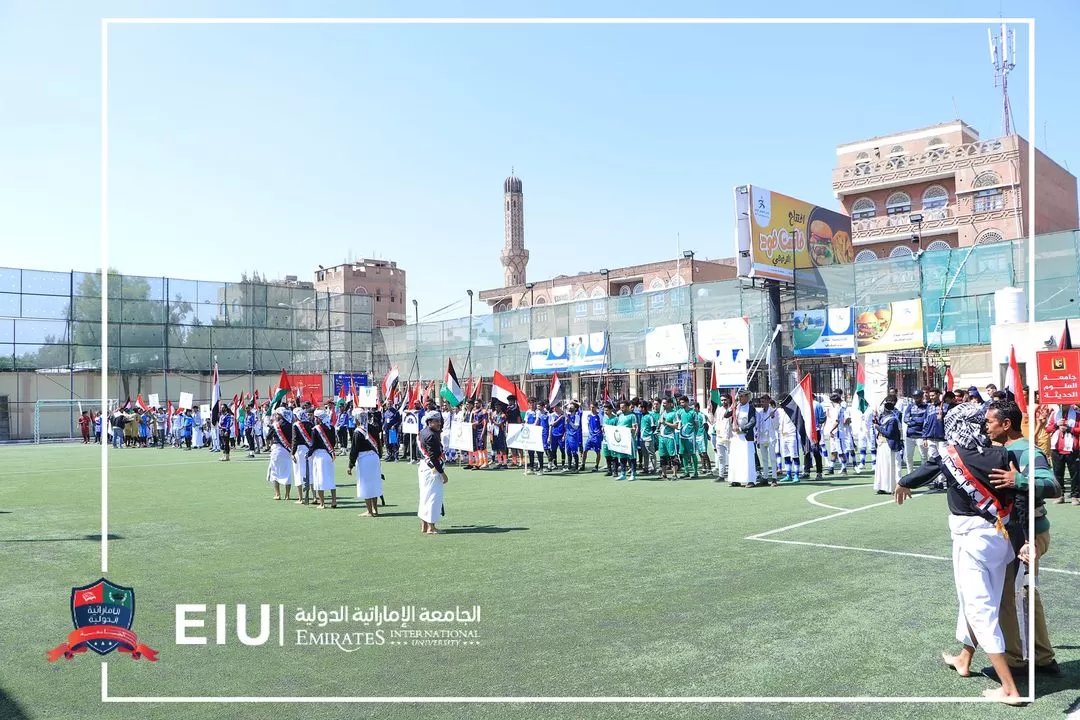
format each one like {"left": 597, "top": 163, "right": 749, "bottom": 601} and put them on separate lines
{"left": 528, "top": 333, "right": 607, "bottom": 374}
{"left": 792, "top": 308, "right": 856, "bottom": 356}
{"left": 735, "top": 185, "right": 854, "bottom": 283}
{"left": 644, "top": 324, "right": 689, "bottom": 367}
{"left": 855, "top": 300, "right": 924, "bottom": 353}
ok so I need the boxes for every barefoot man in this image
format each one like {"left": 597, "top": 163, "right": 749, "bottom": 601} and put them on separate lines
{"left": 417, "top": 409, "right": 448, "bottom": 535}
{"left": 894, "top": 403, "right": 1023, "bottom": 705}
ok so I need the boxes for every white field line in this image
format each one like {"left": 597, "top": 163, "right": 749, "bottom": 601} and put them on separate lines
{"left": 805, "top": 484, "right": 875, "bottom": 511}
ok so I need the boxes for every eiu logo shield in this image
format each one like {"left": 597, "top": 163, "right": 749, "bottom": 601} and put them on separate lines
{"left": 70, "top": 578, "right": 135, "bottom": 655}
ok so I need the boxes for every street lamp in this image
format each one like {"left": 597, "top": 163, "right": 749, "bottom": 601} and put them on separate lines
{"left": 682, "top": 250, "right": 696, "bottom": 400}
{"left": 524, "top": 282, "right": 535, "bottom": 348}
{"left": 909, "top": 213, "right": 924, "bottom": 249}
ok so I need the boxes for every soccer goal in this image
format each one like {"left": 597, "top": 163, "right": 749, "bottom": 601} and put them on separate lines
{"left": 33, "top": 399, "right": 117, "bottom": 444}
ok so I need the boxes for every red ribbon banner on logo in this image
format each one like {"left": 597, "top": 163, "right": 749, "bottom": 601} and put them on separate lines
{"left": 47, "top": 625, "right": 158, "bottom": 662}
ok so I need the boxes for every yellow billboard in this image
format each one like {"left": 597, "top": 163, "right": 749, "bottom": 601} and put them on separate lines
{"left": 735, "top": 185, "right": 854, "bottom": 283}
{"left": 855, "top": 300, "right": 924, "bottom": 353}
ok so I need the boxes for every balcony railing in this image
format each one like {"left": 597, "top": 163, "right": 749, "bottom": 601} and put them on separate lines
{"left": 852, "top": 207, "right": 952, "bottom": 233}
{"left": 833, "top": 136, "right": 1018, "bottom": 191}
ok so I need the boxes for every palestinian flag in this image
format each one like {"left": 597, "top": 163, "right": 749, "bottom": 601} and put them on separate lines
{"left": 855, "top": 358, "right": 868, "bottom": 412}
{"left": 709, "top": 361, "right": 721, "bottom": 406}
{"left": 122, "top": 397, "right": 131, "bottom": 411}
{"left": 492, "top": 370, "right": 528, "bottom": 409}
{"left": 790, "top": 373, "right": 817, "bottom": 445}
{"left": 211, "top": 360, "right": 221, "bottom": 426}
{"left": 440, "top": 359, "right": 465, "bottom": 408}
{"left": 269, "top": 369, "right": 291, "bottom": 410}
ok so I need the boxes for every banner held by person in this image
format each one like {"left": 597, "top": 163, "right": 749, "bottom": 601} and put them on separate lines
{"left": 603, "top": 424, "right": 633, "bottom": 455}
{"left": 507, "top": 423, "right": 544, "bottom": 452}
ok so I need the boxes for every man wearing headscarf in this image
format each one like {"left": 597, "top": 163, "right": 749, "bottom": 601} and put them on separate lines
{"left": 417, "top": 410, "right": 448, "bottom": 535}
{"left": 894, "top": 402, "right": 1022, "bottom": 705}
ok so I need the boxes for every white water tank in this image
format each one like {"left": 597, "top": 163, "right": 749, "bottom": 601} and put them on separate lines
{"left": 993, "top": 287, "right": 1026, "bottom": 325}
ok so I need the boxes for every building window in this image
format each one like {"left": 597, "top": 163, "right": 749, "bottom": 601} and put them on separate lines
{"left": 921, "top": 185, "right": 948, "bottom": 211}
{"left": 851, "top": 198, "right": 876, "bottom": 220}
{"left": 888, "top": 245, "right": 914, "bottom": 258}
{"left": 974, "top": 188, "right": 1005, "bottom": 213}
{"left": 925, "top": 240, "right": 952, "bottom": 252}
{"left": 889, "top": 145, "right": 905, "bottom": 155}
{"left": 648, "top": 278, "right": 666, "bottom": 292}
{"left": 591, "top": 288, "right": 606, "bottom": 315}
{"left": 976, "top": 230, "right": 1004, "bottom": 245}
{"left": 375, "top": 292, "right": 382, "bottom": 302}
{"left": 390, "top": 295, "right": 395, "bottom": 303}
{"left": 973, "top": 171, "right": 1001, "bottom": 189}
{"left": 885, "top": 192, "right": 911, "bottom": 215}
{"left": 633, "top": 283, "right": 644, "bottom": 295}
{"left": 886, "top": 145, "right": 907, "bottom": 169}
{"left": 926, "top": 137, "right": 947, "bottom": 159}
{"left": 854, "top": 250, "right": 878, "bottom": 263}
{"left": 574, "top": 290, "right": 588, "bottom": 317}
{"left": 619, "top": 286, "right": 632, "bottom": 297}
{"left": 668, "top": 274, "right": 685, "bottom": 287}
{"left": 353, "top": 286, "right": 368, "bottom": 295}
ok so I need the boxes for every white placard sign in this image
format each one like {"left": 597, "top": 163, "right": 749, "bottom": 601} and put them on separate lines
{"left": 356, "top": 386, "right": 378, "bottom": 408}
{"left": 644, "top": 324, "right": 689, "bottom": 367}
{"left": 178, "top": 391, "right": 194, "bottom": 411}
{"left": 603, "top": 425, "right": 634, "bottom": 455}
{"left": 148, "top": 393, "right": 160, "bottom": 409}
{"left": 402, "top": 411, "right": 419, "bottom": 435}
{"left": 448, "top": 420, "right": 474, "bottom": 452}
{"left": 199, "top": 404, "right": 211, "bottom": 418}
{"left": 506, "top": 423, "right": 544, "bottom": 452}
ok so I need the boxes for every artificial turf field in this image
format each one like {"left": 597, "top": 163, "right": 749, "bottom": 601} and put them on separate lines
{"left": 2, "top": 443, "right": 1079, "bottom": 720}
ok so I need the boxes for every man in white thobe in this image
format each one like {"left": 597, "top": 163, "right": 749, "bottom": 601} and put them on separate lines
{"left": 417, "top": 411, "right": 448, "bottom": 534}
{"left": 729, "top": 390, "right": 758, "bottom": 488}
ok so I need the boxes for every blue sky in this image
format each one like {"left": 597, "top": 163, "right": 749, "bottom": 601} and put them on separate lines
{"left": 1, "top": 0, "right": 1077, "bottom": 321}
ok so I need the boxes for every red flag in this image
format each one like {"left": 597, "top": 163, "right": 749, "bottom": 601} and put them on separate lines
{"left": 166, "top": 400, "right": 173, "bottom": 432}
{"left": 232, "top": 394, "right": 240, "bottom": 438}
{"left": 464, "top": 376, "right": 474, "bottom": 400}
{"left": 135, "top": 394, "right": 147, "bottom": 412}
{"left": 944, "top": 367, "right": 954, "bottom": 392}
{"left": 1005, "top": 346, "right": 1026, "bottom": 411}
{"left": 339, "top": 381, "right": 347, "bottom": 402}
{"left": 352, "top": 379, "right": 360, "bottom": 407}
{"left": 473, "top": 377, "right": 484, "bottom": 401}
{"left": 253, "top": 389, "right": 259, "bottom": 406}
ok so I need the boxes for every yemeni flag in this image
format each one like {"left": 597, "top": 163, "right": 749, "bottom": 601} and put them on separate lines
{"left": 855, "top": 359, "right": 868, "bottom": 412}
{"left": 790, "top": 373, "right": 817, "bottom": 444}
{"left": 492, "top": 370, "right": 528, "bottom": 409}
{"left": 473, "top": 377, "right": 484, "bottom": 402}
{"left": 1061, "top": 319, "right": 1074, "bottom": 350}
{"left": 548, "top": 372, "right": 562, "bottom": 407}
{"left": 1005, "top": 345, "right": 1027, "bottom": 411}
{"left": 944, "top": 366, "right": 954, "bottom": 392}
{"left": 269, "top": 369, "right": 291, "bottom": 411}
{"left": 253, "top": 389, "right": 259, "bottom": 408}
{"left": 440, "top": 359, "right": 465, "bottom": 407}
{"left": 382, "top": 366, "right": 400, "bottom": 402}
{"left": 135, "top": 394, "right": 148, "bottom": 412}
{"left": 211, "top": 360, "right": 221, "bottom": 426}
{"left": 166, "top": 400, "right": 173, "bottom": 432}
{"left": 231, "top": 394, "right": 241, "bottom": 439}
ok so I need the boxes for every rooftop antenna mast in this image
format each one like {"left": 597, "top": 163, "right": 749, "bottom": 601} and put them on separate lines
{"left": 988, "top": 23, "right": 1016, "bottom": 136}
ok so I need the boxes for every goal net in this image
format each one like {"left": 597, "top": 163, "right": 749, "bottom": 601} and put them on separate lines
{"left": 34, "top": 399, "right": 117, "bottom": 444}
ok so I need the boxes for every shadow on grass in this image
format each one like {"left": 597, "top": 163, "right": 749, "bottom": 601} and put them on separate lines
{"left": 0, "top": 688, "right": 29, "bottom": 720}
{"left": 368, "top": 511, "right": 417, "bottom": 518}
{"left": 441, "top": 525, "right": 529, "bottom": 534}
{"left": 1029, "top": 659, "right": 1080, "bottom": 698}
{"left": 0, "top": 533, "right": 122, "bottom": 543}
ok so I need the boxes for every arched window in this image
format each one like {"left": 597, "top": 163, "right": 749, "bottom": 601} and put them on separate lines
{"left": 669, "top": 274, "right": 685, "bottom": 287}
{"left": 973, "top": 172, "right": 1005, "bottom": 212}
{"left": 976, "top": 230, "right": 1004, "bottom": 245}
{"left": 888, "top": 245, "right": 914, "bottom": 258}
{"left": 591, "top": 287, "right": 607, "bottom": 315}
{"left": 927, "top": 137, "right": 945, "bottom": 147}
{"left": 648, "top": 278, "right": 666, "bottom": 292}
{"left": 852, "top": 198, "right": 876, "bottom": 220}
{"left": 353, "top": 286, "right": 368, "bottom": 295}
{"left": 889, "top": 145, "right": 906, "bottom": 155}
{"left": 886, "top": 192, "right": 911, "bottom": 216}
{"left": 618, "top": 286, "right": 632, "bottom": 297}
{"left": 925, "top": 240, "right": 952, "bottom": 253}
{"left": 854, "top": 250, "right": 878, "bottom": 263}
{"left": 632, "top": 283, "right": 644, "bottom": 295}
{"left": 921, "top": 185, "right": 948, "bottom": 210}
{"left": 535, "top": 297, "right": 547, "bottom": 305}
{"left": 887, "top": 145, "right": 907, "bottom": 169}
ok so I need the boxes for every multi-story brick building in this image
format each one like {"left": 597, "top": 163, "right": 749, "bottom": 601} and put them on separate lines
{"left": 314, "top": 259, "right": 407, "bottom": 328}
{"left": 832, "top": 120, "right": 1078, "bottom": 261}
